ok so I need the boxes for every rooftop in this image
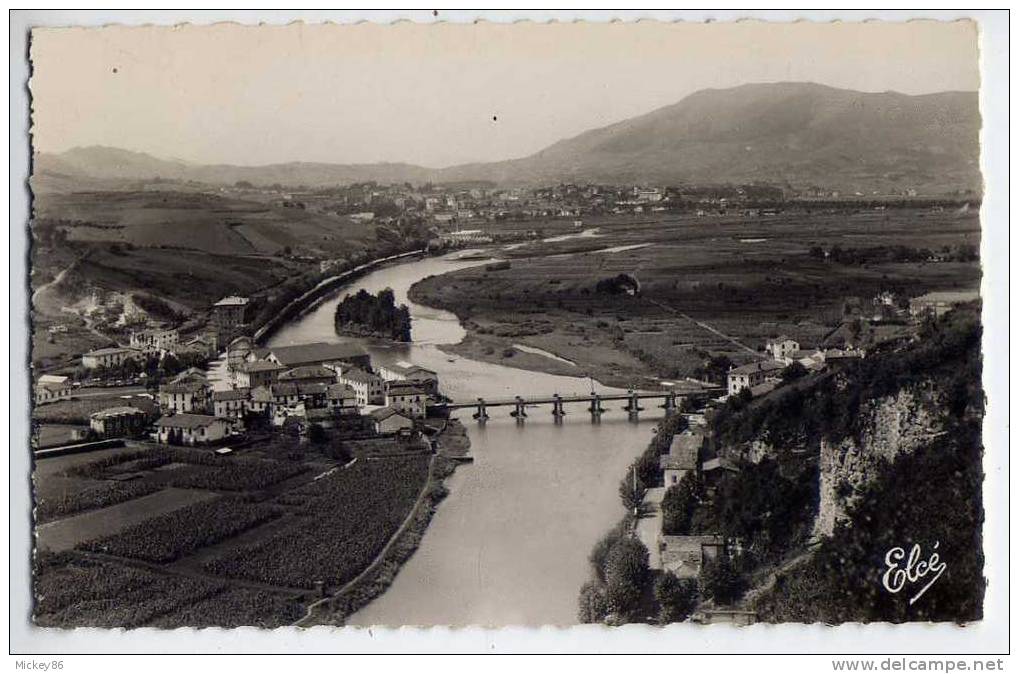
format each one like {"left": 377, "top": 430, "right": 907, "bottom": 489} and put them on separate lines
{"left": 155, "top": 413, "right": 223, "bottom": 429}
{"left": 370, "top": 406, "right": 412, "bottom": 422}
{"left": 279, "top": 365, "right": 337, "bottom": 381}
{"left": 239, "top": 360, "right": 286, "bottom": 373}
{"left": 663, "top": 432, "right": 703, "bottom": 470}
{"left": 90, "top": 406, "right": 146, "bottom": 419}
{"left": 160, "top": 379, "right": 208, "bottom": 394}
{"left": 267, "top": 342, "right": 368, "bottom": 367}
{"left": 912, "top": 290, "right": 980, "bottom": 304}
{"left": 730, "top": 360, "right": 785, "bottom": 376}
{"left": 212, "top": 388, "right": 250, "bottom": 401}
{"left": 84, "top": 346, "right": 139, "bottom": 357}
{"left": 327, "top": 383, "right": 357, "bottom": 399}
{"left": 386, "top": 381, "right": 428, "bottom": 395}
{"left": 214, "top": 296, "right": 249, "bottom": 307}
{"left": 340, "top": 367, "right": 377, "bottom": 384}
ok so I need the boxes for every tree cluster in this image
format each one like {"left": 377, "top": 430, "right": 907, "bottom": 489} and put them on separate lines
{"left": 334, "top": 287, "right": 412, "bottom": 342}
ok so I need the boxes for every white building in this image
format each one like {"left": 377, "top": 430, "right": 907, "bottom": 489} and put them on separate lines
{"left": 765, "top": 336, "right": 800, "bottom": 362}
{"left": 726, "top": 360, "right": 785, "bottom": 396}
{"left": 81, "top": 346, "right": 142, "bottom": 370}
{"left": 154, "top": 414, "right": 232, "bottom": 446}
{"left": 384, "top": 381, "right": 428, "bottom": 419}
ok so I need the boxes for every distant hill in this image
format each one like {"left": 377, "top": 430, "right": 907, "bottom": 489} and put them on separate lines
{"left": 33, "top": 82, "right": 981, "bottom": 194}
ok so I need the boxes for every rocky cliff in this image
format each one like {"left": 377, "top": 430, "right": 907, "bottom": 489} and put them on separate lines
{"left": 813, "top": 384, "right": 946, "bottom": 537}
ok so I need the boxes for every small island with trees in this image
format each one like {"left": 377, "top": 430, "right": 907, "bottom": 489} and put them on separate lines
{"left": 334, "top": 288, "right": 412, "bottom": 342}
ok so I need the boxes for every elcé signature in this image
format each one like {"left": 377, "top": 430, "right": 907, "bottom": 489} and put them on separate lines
{"left": 882, "top": 542, "right": 947, "bottom": 605}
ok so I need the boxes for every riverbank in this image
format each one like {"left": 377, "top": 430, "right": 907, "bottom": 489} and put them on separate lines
{"left": 297, "top": 420, "right": 471, "bottom": 626}
{"left": 407, "top": 281, "right": 662, "bottom": 390}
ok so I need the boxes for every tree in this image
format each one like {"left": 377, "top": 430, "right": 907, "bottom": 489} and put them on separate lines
{"left": 589, "top": 526, "right": 626, "bottom": 584}
{"left": 699, "top": 555, "right": 746, "bottom": 605}
{"left": 618, "top": 474, "right": 646, "bottom": 512}
{"left": 577, "top": 581, "right": 610, "bottom": 624}
{"left": 307, "top": 423, "right": 327, "bottom": 445}
{"left": 782, "top": 361, "right": 808, "bottom": 383}
{"left": 603, "top": 537, "right": 650, "bottom": 616}
{"left": 654, "top": 571, "right": 698, "bottom": 623}
{"left": 661, "top": 473, "right": 699, "bottom": 535}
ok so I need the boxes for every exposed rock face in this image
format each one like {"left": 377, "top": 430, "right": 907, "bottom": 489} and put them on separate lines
{"left": 813, "top": 385, "right": 944, "bottom": 537}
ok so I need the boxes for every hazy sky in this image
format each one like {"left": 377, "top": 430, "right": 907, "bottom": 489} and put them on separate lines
{"left": 30, "top": 20, "right": 980, "bottom": 168}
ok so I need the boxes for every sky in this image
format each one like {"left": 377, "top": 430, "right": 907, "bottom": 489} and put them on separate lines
{"left": 30, "top": 20, "right": 980, "bottom": 168}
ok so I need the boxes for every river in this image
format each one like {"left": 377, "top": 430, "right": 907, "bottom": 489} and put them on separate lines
{"left": 267, "top": 253, "right": 664, "bottom": 626}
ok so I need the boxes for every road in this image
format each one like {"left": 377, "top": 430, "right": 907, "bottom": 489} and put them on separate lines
{"left": 636, "top": 487, "right": 666, "bottom": 570}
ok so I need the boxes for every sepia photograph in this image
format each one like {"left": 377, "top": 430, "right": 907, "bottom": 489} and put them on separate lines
{"left": 12, "top": 11, "right": 1008, "bottom": 654}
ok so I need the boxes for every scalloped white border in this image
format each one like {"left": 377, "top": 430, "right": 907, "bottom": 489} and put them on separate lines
{"left": 8, "top": 9, "right": 1010, "bottom": 656}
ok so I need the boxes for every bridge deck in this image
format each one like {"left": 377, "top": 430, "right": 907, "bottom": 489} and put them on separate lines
{"left": 435, "top": 389, "right": 722, "bottom": 410}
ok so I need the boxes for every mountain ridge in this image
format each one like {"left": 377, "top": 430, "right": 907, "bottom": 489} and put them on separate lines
{"left": 33, "top": 82, "right": 982, "bottom": 194}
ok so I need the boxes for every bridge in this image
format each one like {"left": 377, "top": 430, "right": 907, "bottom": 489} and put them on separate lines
{"left": 430, "top": 388, "right": 724, "bottom": 423}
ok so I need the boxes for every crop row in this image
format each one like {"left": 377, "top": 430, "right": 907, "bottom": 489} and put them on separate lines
{"left": 35, "top": 480, "right": 162, "bottom": 523}
{"left": 78, "top": 497, "right": 284, "bottom": 563}
{"left": 67, "top": 447, "right": 308, "bottom": 491}
{"left": 33, "top": 555, "right": 227, "bottom": 628}
{"left": 33, "top": 553, "right": 305, "bottom": 628}
{"left": 204, "top": 456, "right": 429, "bottom": 589}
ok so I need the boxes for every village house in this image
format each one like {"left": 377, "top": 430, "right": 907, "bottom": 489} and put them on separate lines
{"left": 262, "top": 341, "right": 371, "bottom": 372}
{"left": 765, "top": 335, "right": 799, "bottom": 361}
{"left": 181, "top": 332, "right": 219, "bottom": 358}
{"left": 326, "top": 383, "right": 360, "bottom": 414}
{"left": 385, "top": 381, "right": 429, "bottom": 419}
{"left": 89, "top": 406, "right": 148, "bottom": 439}
{"left": 81, "top": 346, "right": 142, "bottom": 370}
{"left": 658, "top": 534, "right": 726, "bottom": 579}
{"left": 726, "top": 360, "right": 785, "bottom": 396}
{"left": 212, "top": 388, "right": 250, "bottom": 420}
{"left": 378, "top": 361, "right": 440, "bottom": 396}
{"left": 34, "top": 376, "right": 72, "bottom": 405}
{"left": 128, "top": 327, "right": 180, "bottom": 354}
{"left": 701, "top": 455, "right": 741, "bottom": 493}
{"left": 660, "top": 431, "right": 704, "bottom": 487}
{"left": 211, "top": 296, "right": 251, "bottom": 344}
{"left": 247, "top": 385, "right": 274, "bottom": 416}
{"left": 158, "top": 371, "right": 210, "bottom": 414}
{"left": 235, "top": 360, "right": 286, "bottom": 389}
{"left": 339, "top": 367, "right": 385, "bottom": 407}
{"left": 908, "top": 290, "right": 980, "bottom": 319}
{"left": 154, "top": 413, "right": 232, "bottom": 446}
{"left": 369, "top": 406, "right": 415, "bottom": 435}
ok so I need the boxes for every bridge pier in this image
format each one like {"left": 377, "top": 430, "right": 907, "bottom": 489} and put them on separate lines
{"left": 510, "top": 396, "right": 527, "bottom": 423}
{"left": 661, "top": 391, "right": 678, "bottom": 415}
{"left": 552, "top": 394, "right": 566, "bottom": 423}
{"left": 623, "top": 389, "right": 644, "bottom": 421}
{"left": 619, "top": 389, "right": 644, "bottom": 420}
{"left": 588, "top": 394, "right": 604, "bottom": 422}
{"left": 473, "top": 398, "right": 489, "bottom": 422}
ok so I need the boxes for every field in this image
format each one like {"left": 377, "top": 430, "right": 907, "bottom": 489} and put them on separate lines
{"left": 204, "top": 455, "right": 430, "bottom": 590}
{"left": 409, "top": 207, "right": 981, "bottom": 388}
{"left": 32, "top": 427, "right": 438, "bottom": 627}
{"left": 33, "top": 553, "right": 304, "bottom": 629}
{"left": 32, "top": 392, "right": 158, "bottom": 424}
